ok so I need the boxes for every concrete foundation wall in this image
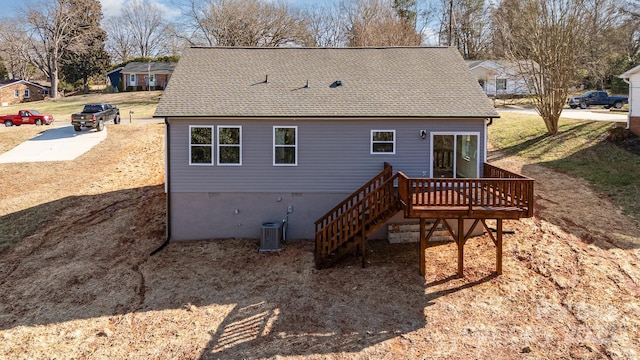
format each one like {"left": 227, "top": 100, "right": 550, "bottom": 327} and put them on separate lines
{"left": 171, "top": 193, "right": 487, "bottom": 242}
{"left": 170, "top": 192, "right": 349, "bottom": 240}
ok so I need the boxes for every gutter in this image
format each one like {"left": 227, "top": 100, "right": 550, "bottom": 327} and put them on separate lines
{"left": 151, "top": 118, "right": 171, "bottom": 255}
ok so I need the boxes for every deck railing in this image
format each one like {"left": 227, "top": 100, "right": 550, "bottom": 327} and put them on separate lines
{"left": 314, "top": 163, "right": 398, "bottom": 263}
{"left": 315, "top": 162, "right": 534, "bottom": 267}
{"left": 401, "top": 163, "right": 534, "bottom": 218}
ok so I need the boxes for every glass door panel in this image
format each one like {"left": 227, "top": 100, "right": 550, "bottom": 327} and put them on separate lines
{"left": 432, "top": 135, "right": 454, "bottom": 178}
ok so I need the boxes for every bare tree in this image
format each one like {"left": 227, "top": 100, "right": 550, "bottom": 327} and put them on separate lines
{"left": 493, "top": 0, "right": 587, "bottom": 134}
{"left": 177, "top": 0, "right": 311, "bottom": 47}
{"left": 579, "top": 0, "right": 629, "bottom": 89}
{"left": 25, "top": 0, "right": 94, "bottom": 99}
{"left": 0, "top": 20, "right": 35, "bottom": 80}
{"left": 301, "top": 4, "right": 348, "bottom": 47}
{"left": 344, "top": 0, "right": 422, "bottom": 46}
{"left": 453, "top": 0, "right": 492, "bottom": 59}
{"left": 121, "top": 0, "right": 166, "bottom": 57}
{"left": 104, "top": 18, "right": 134, "bottom": 63}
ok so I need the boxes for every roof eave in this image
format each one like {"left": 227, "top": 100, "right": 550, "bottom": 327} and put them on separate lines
{"left": 153, "top": 114, "right": 500, "bottom": 119}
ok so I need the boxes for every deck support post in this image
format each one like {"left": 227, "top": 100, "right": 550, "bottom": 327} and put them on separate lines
{"left": 496, "top": 218, "right": 503, "bottom": 275}
{"left": 420, "top": 218, "right": 426, "bottom": 276}
{"left": 457, "top": 218, "right": 464, "bottom": 278}
{"left": 361, "top": 216, "right": 367, "bottom": 268}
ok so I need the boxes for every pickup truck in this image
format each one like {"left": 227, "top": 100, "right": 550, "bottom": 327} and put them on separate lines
{"left": 1, "top": 109, "right": 55, "bottom": 127}
{"left": 567, "top": 91, "right": 628, "bottom": 109}
{"left": 71, "top": 103, "right": 120, "bottom": 132}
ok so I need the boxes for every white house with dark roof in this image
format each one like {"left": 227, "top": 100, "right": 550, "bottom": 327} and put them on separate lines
{"left": 467, "top": 60, "right": 537, "bottom": 97}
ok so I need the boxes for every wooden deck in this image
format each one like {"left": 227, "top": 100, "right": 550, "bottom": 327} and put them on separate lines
{"left": 396, "top": 163, "right": 534, "bottom": 277}
{"left": 315, "top": 163, "right": 534, "bottom": 277}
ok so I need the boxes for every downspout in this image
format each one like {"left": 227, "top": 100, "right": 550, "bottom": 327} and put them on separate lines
{"left": 151, "top": 118, "right": 171, "bottom": 255}
{"left": 622, "top": 78, "right": 631, "bottom": 130}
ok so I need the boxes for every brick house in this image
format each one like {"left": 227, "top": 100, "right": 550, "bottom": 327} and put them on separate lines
{"left": 0, "top": 80, "right": 50, "bottom": 106}
{"left": 121, "top": 62, "right": 175, "bottom": 91}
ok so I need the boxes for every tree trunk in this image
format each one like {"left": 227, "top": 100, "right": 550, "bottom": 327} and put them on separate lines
{"left": 50, "top": 71, "right": 59, "bottom": 99}
{"left": 84, "top": 74, "right": 89, "bottom": 94}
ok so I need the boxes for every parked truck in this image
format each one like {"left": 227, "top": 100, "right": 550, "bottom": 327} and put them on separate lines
{"left": 567, "top": 91, "right": 628, "bottom": 109}
{"left": 1, "top": 109, "right": 55, "bottom": 127}
{"left": 71, "top": 103, "right": 120, "bottom": 132}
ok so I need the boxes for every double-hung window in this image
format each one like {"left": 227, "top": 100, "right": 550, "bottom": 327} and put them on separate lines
{"left": 371, "top": 130, "right": 395, "bottom": 154}
{"left": 496, "top": 78, "right": 507, "bottom": 91}
{"left": 273, "top": 126, "right": 297, "bottom": 166}
{"left": 24, "top": 89, "right": 30, "bottom": 98}
{"left": 14, "top": 89, "right": 19, "bottom": 98}
{"left": 189, "top": 126, "right": 214, "bottom": 165}
{"left": 217, "top": 126, "right": 242, "bottom": 165}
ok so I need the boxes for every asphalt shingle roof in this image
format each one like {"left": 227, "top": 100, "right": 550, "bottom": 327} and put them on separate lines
{"left": 122, "top": 62, "right": 175, "bottom": 74}
{"left": 155, "top": 47, "right": 498, "bottom": 119}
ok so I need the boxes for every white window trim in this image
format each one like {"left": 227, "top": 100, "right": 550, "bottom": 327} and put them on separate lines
{"left": 24, "top": 89, "right": 30, "bottom": 98}
{"left": 429, "top": 131, "right": 480, "bottom": 178}
{"left": 217, "top": 126, "right": 242, "bottom": 166}
{"left": 496, "top": 78, "right": 507, "bottom": 91}
{"left": 189, "top": 125, "right": 214, "bottom": 166}
{"left": 370, "top": 130, "right": 396, "bottom": 155}
{"left": 273, "top": 126, "right": 298, "bottom": 166}
{"left": 13, "top": 89, "right": 19, "bottom": 98}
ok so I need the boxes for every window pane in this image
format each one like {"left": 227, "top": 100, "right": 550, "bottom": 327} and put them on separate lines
{"left": 372, "top": 143, "right": 394, "bottom": 153}
{"left": 275, "top": 147, "right": 295, "bottom": 164}
{"left": 373, "top": 131, "right": 394, "bottom": 141}
{"left": 275, "top": 128, "right": 295, "bottom": 145}
{"left": 191, "top": 127, "right": 212, "bottom": 145}
{"left": 191, "top": 146, "right": 212, "bottom": 164}
{"left": 219, "top": 128, "right": 240, "bottom": 144}
{"left": 219, "top": 147, "right": 240, "bottom": 164}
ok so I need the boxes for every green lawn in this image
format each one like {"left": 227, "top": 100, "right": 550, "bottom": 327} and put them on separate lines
{"left": 0, "top": 90, "right": 163, "bottom": 121}
{"left": 489, "top": 113, "right": 640, "bottom": 220}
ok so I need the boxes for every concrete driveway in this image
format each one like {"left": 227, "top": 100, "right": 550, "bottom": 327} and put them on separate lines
{"left": 499, "top": 107, "right": 628, "bottom": 122}
{"left": 0, "top": 125, "right": 107, "bottom": 163}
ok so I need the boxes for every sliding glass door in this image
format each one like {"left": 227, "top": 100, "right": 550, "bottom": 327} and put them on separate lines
{"left": 431, "top": 133, "right": 479, "bottom": 178}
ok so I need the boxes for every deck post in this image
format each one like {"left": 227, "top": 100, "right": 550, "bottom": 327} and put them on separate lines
{"left": 420, "top": 218, "right": 426, "bottom": 276}
{"left": 457, "top": 218, "right": 464, "bottom": 278}
{"left": 496, "top": 218, "right": 503, "bottom": 275}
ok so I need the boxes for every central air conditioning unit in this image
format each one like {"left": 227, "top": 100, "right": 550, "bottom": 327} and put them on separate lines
{"left": 260, "top": 222, "right": 282, "bottom": 252}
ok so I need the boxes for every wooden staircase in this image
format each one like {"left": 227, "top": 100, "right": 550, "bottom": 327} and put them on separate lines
{"left": 314, "top": 163, "right": 403, "bottom": 269}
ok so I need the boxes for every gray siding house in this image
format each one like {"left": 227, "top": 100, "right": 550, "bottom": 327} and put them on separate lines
{"left": 154, "top": 47, "right": 499, "bottom": 241}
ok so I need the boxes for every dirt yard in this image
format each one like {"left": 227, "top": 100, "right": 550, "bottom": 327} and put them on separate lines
{"left": 1, "top": 123, "right": 639, "bottom": 359}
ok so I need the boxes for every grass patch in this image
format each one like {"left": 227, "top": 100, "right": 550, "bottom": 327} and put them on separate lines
{"left": 490, "top": 113, "right": 640, "bottom": 219}
{"left": 0, "top": 91, "right": 162, "bottom": 121}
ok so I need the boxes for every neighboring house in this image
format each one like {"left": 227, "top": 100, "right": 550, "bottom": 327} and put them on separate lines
{"left": 121, "top": 62, "right": 175, "bottom": 91}
{"left": 106, "top": 67, "right": 123, "bottom": 91}
{"left": 0, "top": 80, "right": 50, "bottom": 106}
{"left": 620, "top": 65, "right": 640, "bottom": 136}
{"left": 467, "top": 60, "right": 536, "bottom": 97}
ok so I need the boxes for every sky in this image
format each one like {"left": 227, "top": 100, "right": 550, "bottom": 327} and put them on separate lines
{"left": 1, "top": 0, "right": 336, "bottom": 19}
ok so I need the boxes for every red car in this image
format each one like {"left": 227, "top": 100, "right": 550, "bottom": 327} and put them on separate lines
{"left": 1, "top": 109, "right": 55, "bottom": 126}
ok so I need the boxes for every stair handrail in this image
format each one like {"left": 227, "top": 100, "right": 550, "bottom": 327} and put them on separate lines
{"left": 315, "top": 164, "right": 400, "bottom": 263}
{"left": 314, "top": 163, "right": 393, "bottom": 230}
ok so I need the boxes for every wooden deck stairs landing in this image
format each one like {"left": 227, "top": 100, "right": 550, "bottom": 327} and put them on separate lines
{"left": 314, "top": 163, "right": 402, "bottom": 269}
{"left": 315, "top": 162, "right": 534, "bottom": 276}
